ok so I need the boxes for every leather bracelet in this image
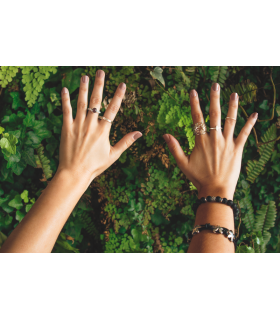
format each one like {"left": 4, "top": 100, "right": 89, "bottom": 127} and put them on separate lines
{"left": 187, "top": 223, "right": 236, "bottom": 244}
{"left": 192, "top": 196, "right": 240, "bottom": 220}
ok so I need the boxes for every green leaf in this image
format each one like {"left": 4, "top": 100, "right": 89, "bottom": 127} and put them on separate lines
{"left": 276, "top": 105, "right": 280, "bottom": 117}
{"left": 259, "top": 100, "right": 269, "bottom": 110}
{"left": 8, "top": 194, "right": 23, "bottom": 210}
{"left": 0, "top": 231, "right": 7, "bottom": 248}
{"left": 25, "top": 131, "right": 41, "bottom": 148}
{"left": 22, "top": 147, "right": 37, "bottom": 167}
{"left": 16, "top": 210, "right": 25, "bottom": 222}
{"left": 62, "top": 68, "right": 84, "bottom": 94}
{"left": 6, "top": 150, "right": 21, "bottom": 168}
{"left": 21, "top": 190, "right": 29, "bottom": 203}
{"left": 5, "top": 215, "right": 13, "bottom": 225}
{"left": 11, "top": 161, "right": 26, "bottom": 175}
{"left": 150, "top": 67, "right": 165, "bottom": 87}
{"left": 0, "top": 126, "right": 5, "bottom": 134}
{"left": 26, "top": 203, "right": 33, "bottom": 212}
{"left": 10, "top": 92, "right": 26, "bottom": 110}
{"left": 23, "top": 111, "right": 35, "bottom": 127}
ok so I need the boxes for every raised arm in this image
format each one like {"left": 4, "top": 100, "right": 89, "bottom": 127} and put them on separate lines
{"left": 0, "top": 70, "right": 142, "bottom": 253}
{"left": 164, "top": 83, "right": 258, "bottom": 253}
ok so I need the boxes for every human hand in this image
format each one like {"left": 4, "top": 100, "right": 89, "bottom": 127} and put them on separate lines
{"left": 163, "top": 83, "right": 258, "bottom": 199}
{"left": 57, "top": 70, "right": 142, "bottom": 185}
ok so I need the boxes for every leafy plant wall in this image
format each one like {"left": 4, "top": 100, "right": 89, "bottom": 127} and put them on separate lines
{"left": 0, "top": 66, "right": 279, "bottom": 253}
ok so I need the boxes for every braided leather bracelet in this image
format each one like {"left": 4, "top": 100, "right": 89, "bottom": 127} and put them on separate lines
{"left": 187, "top": 223, "right": 236, "bottom": 244}
{"left": 192, "top": 196, "right": 240, "bottom": 220}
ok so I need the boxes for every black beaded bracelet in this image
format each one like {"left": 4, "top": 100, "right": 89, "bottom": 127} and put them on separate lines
{"left": 192, "top": 196, "right": 240, "bottom": 220}
{"left": 187, "top": 223, "right": 236, "bottom": 244}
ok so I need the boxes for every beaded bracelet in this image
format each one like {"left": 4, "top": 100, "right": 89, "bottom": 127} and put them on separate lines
{"left": 187, "top": 223, "right": 236, "bottom": 244}
{"left": 192, "top": 196, "right": 240, "bottom": 220}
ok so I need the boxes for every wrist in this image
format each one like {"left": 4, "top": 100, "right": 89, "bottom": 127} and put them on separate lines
{"left": 54, "top": 168, "right": 93, "bottom": 191}
{"left": 197, "top": 185, "right": 234, "bottom": 200}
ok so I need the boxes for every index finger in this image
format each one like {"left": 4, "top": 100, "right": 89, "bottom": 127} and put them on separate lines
{"left": 99, "top": 83, "right": 126, "bottom": 127}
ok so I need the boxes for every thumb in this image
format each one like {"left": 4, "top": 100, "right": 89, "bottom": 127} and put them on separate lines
{"left": 163, "top": 134, "right": 189, "bottom": 169}
{"left": 111, "top": 131, "right": 142, "bottom": 160}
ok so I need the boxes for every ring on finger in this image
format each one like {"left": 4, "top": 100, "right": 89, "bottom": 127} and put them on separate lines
{"left": 225, "top": 117, "right": 236, "bottom": 121}
{"left": 98, "top": 115, "right": 113, "bottom": 123}
{"left": 87, "top": 108, "right": 101, "bottom": 114}
{"left": 209, "top": 125, "right": 223, "bottom": 131}
{"left": 192, "top": 122, "right": 207, "bottom": 135}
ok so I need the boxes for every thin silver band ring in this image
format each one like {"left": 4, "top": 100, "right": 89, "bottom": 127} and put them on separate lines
{"left": 98, "top": 116, "right": 113, "bottom": 123}
{"left": 209, "top": 126, "right": 222, "bottom": 131}
{"left": 225, "top": 117, "right": 236, "bottom": 121}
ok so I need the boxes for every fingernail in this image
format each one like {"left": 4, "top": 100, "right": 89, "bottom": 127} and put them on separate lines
{"left": 252, "top": 112, "right": 258, "bottom": 119}
{"left": 212, "top": 83, "right": 219, "bottom": 91}
{"left": 190, "top": 90, "right": 197, "bottom": 97}
{"left": 230, "top": 92, "right": 238, "bottom": 100}
{"left": 163, "top": 134, "right": 170, "bottom": 143}
{"left": 96, "top": 70, "right": 104, "bottom": 78}
{"left": 133, "top": 132, "right": 142, "bottom": 141}
{"left": 82, "top": 75, "right": 89, "bottom": 83}
{"left": 62, "top": 87, "right": 68, "bottom": 94}
{"left": 119, "top": 83, "right": 126, "bottom": 90}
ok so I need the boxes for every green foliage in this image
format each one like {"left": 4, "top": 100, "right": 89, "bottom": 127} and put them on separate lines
{"left": 208, "top": 66, "right": 228, "bottom": 88}
{"left": 246, "top": 124, "right": 277, "bottom": 183}
{"left": 157, "top": 88, "right": 195, "bottom": 150}
{"left": 35, "top": 144, "right": 53, "bottom": 180}
{"left": 1, "top": 66, "right": 279, "bottom": 253}
{"left": 20, "top": 66, "right": 58, "bottom": 107}
{"left": 254, "top": 201, "right": 277, "bottom": 247}
{"left": 0, "top": 66, "right": 19, "bottom": 88}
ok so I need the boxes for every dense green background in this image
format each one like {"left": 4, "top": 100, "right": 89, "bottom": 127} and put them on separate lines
{"left": 0, "top": 66, "right": 279, "bottom": 253}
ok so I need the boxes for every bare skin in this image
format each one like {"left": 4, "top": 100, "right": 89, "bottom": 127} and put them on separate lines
{"left": 0, "top": 75, "right": 257, "bottom": 253}
{"left": 0, "top": 70, "right": 142, "bottom": 253}
{"left": 164, "top": 83, "right": 258, "bottom": 253}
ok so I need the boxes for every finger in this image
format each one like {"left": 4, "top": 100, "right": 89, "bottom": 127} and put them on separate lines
{"left": 190, "top": 89, "right": 207, "bottom": 141}
{"left": 163, "top": 134, "right": 189, "bottom": 172}
{"left": 235, "top": 112, "right": 258, "bottom": 149}
{"left": 87, "top": 70, "right": 105, "bottom": 125}
{"left": 61, "top": 87, "right": 73, "bottom": 129}
{"left": 111, "top": 131, "right": 142, "bottom": 161}
{"left": 74, "top": 75, "right": 89, "bottom": 124}
{"left": 100, "top": 83, "right": 126, "bottom": 128}
{"left": 223, "top": 93, "right": 239, "bottom": 139}
{"left": 209, "top": 83, "right": 222, "bottom": 137}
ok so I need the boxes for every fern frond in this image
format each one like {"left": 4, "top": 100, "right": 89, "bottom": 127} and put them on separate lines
{"left": 208, "top": 66, "right": 228, "bottom": 88}
{"left": 222, "top": 80, "right": 258, "bottom": 104}
{"left": 239, "top": 187, "right": 255, "bottom": 232}
{"left": 254, "top": 201, "right": 277, "bottom": 247}
{"left": 174, "top": 67, "right": 190, "bottom": 90}
{"left": 185, "top": 67, "right": 200, "bottom": 89}
{"left": 80, "top": 212, "right": 99, "bottom": 240}
{"left": 246, "top": 124, "right": 277, "bottom": 183}
{"left": 35, "top": 144, "right": 52, "bottom": 181}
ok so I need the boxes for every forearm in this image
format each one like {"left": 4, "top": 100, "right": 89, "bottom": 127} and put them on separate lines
{"left": 187, "top": 187, "right": 235, "bottom": 253}
{"left": 0, "top": 170, "right": 90, "bottom": 253}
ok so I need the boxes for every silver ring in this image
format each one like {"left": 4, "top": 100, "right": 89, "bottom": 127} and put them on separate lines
{"left": 225, "top": 117, "right": 236, "bottom": 121}
{"left": 209, "top": 126, "right": 222, "bottom": 131}
{"left": 98, "top": 116, "right": 113, "bottom": 123}
{"left": 87, "top": 108, "right": 101, "bottom": 114}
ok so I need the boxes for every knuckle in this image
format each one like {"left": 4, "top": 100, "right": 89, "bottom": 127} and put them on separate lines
{"left": 63, "top": 106, "right": 71, "bottom": 116}
{"left": 77, "top": 101, "right": 87, "bottom": 110}
{"left": 192, "top": 112, "right": 202, "bottom": 122}
{"left": 226, "top": 118, "right": 236, "bottom": 125}
{"left": 209, "top": 110, "right": 220, "bottom": 118}
{"left": 115, "top": 91, "right": 123, "bottom": 99}
{"left": 90, "top": 96, "right": 101, "bottom": 105}
{"left": 108, "top": 104, "right": 119, "bottom": 113}
{"left": 79, "top": 86, "right": 88, "bottom": 93}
